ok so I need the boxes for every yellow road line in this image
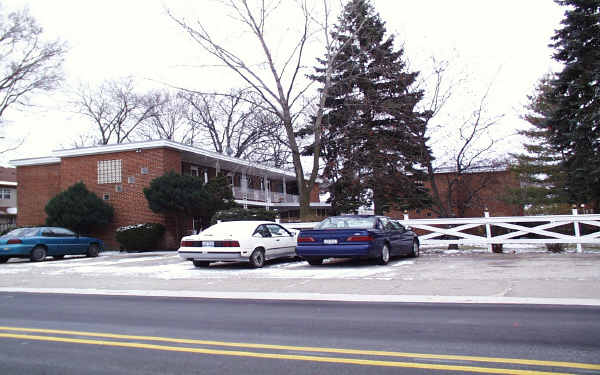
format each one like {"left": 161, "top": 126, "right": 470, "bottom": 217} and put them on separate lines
{"left": 0, "top": 326, "right": 597, "bottom": 371}
{"left": 0, "top": 332, "right": 574, "bottom": 375}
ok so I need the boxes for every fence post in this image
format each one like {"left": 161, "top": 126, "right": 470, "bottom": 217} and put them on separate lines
{"left": 484, "top": 208, "right": 492, "bottom": 252}
{"left": 572, "top": 205, "right": 582, "bottom": 253}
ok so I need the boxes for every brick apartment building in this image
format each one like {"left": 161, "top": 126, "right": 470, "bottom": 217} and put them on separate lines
{"left": 388, "top": 166, "right": 523, "bottom": 219}
{"left": 0, "top": 167, "right": 17, "bottom": 231}
{"left": 11, "top": 140, "right": 328, "bottom": 249}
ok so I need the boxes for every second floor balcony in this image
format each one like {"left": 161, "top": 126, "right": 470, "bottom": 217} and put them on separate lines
{"left": 232, "top": 187, "right": 299, "bottom": 205}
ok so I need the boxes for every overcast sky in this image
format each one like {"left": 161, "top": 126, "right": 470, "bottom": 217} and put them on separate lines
{"left": 1, "top": 0, "right": 565, "bottom": 167}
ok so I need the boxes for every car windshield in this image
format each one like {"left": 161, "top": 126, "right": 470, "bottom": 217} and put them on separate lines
{"left": 315, "top": 217, "right": 376, "bottom": 229}
{"left": 1, "top": 227, "right": 39, "bottom": 238}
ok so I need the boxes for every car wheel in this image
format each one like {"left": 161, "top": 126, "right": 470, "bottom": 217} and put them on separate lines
{"left": 249, "top": 249, "right": 265, "bottom": 268}
{"left": 53, "top": 255, "right": 65, "bottom": 260}
{"left": 0, "top": 256, "right": 9, "bottom": 263}
{"left": 86, "top": 244, "right": 100, "bottom": 257}
{"left": 410, "top": 241, "right": 420, "bottom": 258}
{"left": 192, "top": 260, "right": 210, "bottom": 267}
{"left": 377, "top": 244, "right": 390, "bottom": 265}
{"left": 30, "top": 246, "right": 47, "bottom": 262}
{"left": 306, "top": 258, "right": 323, "bottom": 266}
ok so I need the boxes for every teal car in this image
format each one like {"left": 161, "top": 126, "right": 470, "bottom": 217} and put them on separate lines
{"left": 0, "top": 227, "right": 104, "bottom": 263}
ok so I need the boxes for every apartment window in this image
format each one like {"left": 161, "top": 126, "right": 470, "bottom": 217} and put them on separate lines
{"left": 115, "top": 184, "right": 123, "bottom": 192}
{"left": 140, "top": 167, "right": 149, "bottom": 175}
{"left": 98, "top": 160, "right": 122, "bottom": 184}
{"left": 190, "top": 166, "right": 199, "bottom": 177}
{"left": 103, "top": 193, "right": 110, "bottom": 201}
{"left": 0, "top": 188, "right": 11, "bottom": 200}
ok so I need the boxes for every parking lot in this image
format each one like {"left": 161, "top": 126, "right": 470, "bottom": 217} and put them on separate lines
{"left": 1, "top": 248, "right": 599, "bottom": 302}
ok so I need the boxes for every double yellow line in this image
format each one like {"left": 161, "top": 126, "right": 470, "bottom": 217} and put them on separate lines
{"left": 0, "top": 326, "right": 597, "bottom": 374}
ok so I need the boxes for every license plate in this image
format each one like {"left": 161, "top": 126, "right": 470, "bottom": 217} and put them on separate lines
{"left": 324, "top": 239, "right": 338, "bottom": 244}
{"left": 203, "top": 241, "right": 214, "bottom": 247}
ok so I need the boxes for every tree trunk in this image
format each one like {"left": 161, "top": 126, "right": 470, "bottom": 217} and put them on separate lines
{"left": 299, "top": 187, "right": 312, "bottom": 219}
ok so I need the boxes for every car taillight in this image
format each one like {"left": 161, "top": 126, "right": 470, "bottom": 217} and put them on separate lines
{"left": 346, "top": 235, "right": 373, "bottom": 242}
{"left": 180, "top": 241, "right": 194, "bottom": 247}
{"left": 297, "top": 237, "right": 315, "bottom": 243}
{"left": 6, "top": 238, "right": 22, "bottom": 244}
{"left": 221, "top": 241, "right": 240, "bottom": 247}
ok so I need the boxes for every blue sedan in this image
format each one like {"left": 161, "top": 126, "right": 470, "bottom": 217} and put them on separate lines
{"left": 0, "top": 227, "right": 104, "bottom": 263}
{"left": 296, "top": 215, "right": 419, "bottom": 266}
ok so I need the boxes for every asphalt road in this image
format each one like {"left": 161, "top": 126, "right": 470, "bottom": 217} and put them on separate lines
{"left": 0, "top": 292, "right": 598, "bottom": 375}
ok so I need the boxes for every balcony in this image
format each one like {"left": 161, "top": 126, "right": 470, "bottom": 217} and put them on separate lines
{"left": 232, "top": 187, "right": 299, "bottom": 205}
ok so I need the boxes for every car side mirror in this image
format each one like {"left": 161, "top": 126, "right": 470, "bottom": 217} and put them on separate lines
{"left": 253, "top": 233, "right": 263, "bottom": 238}
{"left": 406, "top": 226, "right": 412, "bottom": 231}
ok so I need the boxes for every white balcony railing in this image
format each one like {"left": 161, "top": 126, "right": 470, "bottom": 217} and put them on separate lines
{"left": 231, "top": 186, "right": 299, "bottom": 205}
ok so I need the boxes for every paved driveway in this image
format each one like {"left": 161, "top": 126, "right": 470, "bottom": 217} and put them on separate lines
{"left": 1, "top": 250, "right": 599, "bottom": 302}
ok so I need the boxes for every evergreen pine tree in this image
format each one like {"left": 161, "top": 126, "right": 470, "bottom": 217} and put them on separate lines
{"left": 547, "top": 0, "right": 600, "bottom": 210}
{"left": 310, "top": 0, "right": 431, "bottom": 214}
{"left": 507, "top": 77, "right": 570, "bottom": 213}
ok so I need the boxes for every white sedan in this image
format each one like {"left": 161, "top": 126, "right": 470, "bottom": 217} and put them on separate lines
{"left": 178, "top": 221, "right": 298, "bottom": 268}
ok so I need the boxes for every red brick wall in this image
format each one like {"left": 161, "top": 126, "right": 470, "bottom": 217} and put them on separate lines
{"left": 387, "top": 170, "right": 523, "bottom": 219}
{"left": 17, "top": 148, "right": 183, "bottom": 250}
{"left": 59, "top": 148, "right": 182, "bottom": 249}
{"left": 310, "top": 183, "right": 320, "bottom": 203}
{"left": 16, "top": 163, "right": 61, "bottom": 227}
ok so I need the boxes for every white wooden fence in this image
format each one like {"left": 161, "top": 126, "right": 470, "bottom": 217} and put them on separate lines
{"left": 280, "top": 210, "right": 600, "bottom": 253}
{"left": 400, "top": 210, "right": 600, "bottom": 253}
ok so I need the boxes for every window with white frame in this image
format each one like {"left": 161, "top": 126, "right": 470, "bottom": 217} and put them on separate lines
{"left": 97, "top": 160, "right": 122, "bottom": 184}
{"left": 0, "top": 188, "right": 11, "bottom": 200}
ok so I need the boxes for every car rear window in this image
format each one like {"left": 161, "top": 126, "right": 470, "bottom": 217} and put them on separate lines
{"left": 201, "top": 222, "right": 252, "bottom": 236}
{"left": 315, "top": 217, "right": 376, "bottom": 229}
{"left": 2, "top": 227, "right": 39, "bottom": 238}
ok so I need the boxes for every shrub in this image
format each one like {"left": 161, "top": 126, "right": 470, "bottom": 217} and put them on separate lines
{"left": 211, "top": 208, "right": 277, "bottom": 225}
{"left": 45, "top": 181, "right": 113, "bottom": 234}
{"left": 116, "top": 223, "right": 165, "bottom": 251}
{"left": 143, "top": 172, "right": 237, "bottom": 238}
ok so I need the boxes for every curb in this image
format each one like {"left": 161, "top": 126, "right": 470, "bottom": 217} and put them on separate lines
{"left": 1, "top": 288, "right": 600, "bottom": 306}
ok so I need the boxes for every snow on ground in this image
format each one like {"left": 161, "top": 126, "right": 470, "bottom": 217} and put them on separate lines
{"left": 1, "top": 246, "right": 597, "bottom": 281}
{"left": 0, "top": 252, "right": 418, "bottom": 281}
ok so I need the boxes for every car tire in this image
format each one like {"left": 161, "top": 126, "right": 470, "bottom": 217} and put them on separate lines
{"left": 306, "top": 258, "right": 323, "bottom": 266}
{"left": 30, "top": 246, "right": 47, "bottom": 262}
{"left": 377, "top": 244, "right": 390, "bottom": 265}
{"left": 410, "top": 241, "right": 420, "bottom": 258}
{"left": 249, "top": 248, "right": 265, "bottom": 268}
{"left": 86, "top": 244, "right": 100, "bottom": 257}
{"left": 0, "top": 256, "right": 9, "bottom": 263}
{"left": 192, "top": 260, "right": 210, "bottom": 267}
{"left": 53, "top": 255, "right": 65, "bottom": 260}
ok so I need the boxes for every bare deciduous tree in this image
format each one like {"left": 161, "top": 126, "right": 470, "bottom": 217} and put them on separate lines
{"left": 418, "top": 59, "right": 505, "bottom": 218}
{"left": 181, "top": 90, "right": 266, "bottom": 155}
{"left": 0, "top": 6, "right": 66, "bottom": 153}
{"left": 179, "top": 89, "right": 290, "bottom": 167}
{"left": 169, "top": 0, "right": 361, "bottom": 217}
{"left": 73, "top": 78, "right": 160, "bottom": 145}
{"left": 137, "top": 90, "right": 192, "bottom": 143}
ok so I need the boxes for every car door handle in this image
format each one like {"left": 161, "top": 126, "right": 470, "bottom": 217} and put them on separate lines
{"left": 276, "top": 239, "right": 280, "bottom": 241}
